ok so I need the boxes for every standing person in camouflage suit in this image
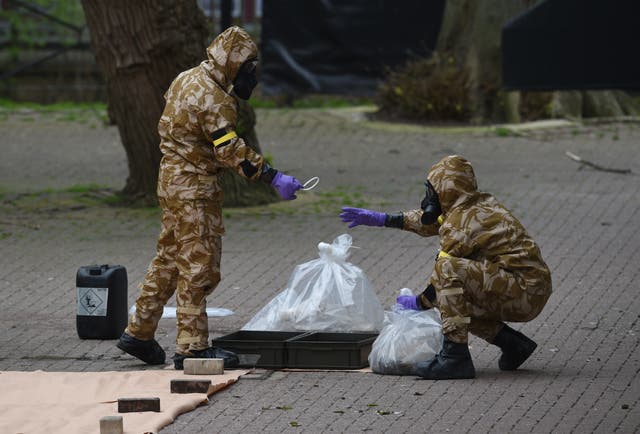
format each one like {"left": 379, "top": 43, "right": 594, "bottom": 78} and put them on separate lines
{"left": 339, "top": 155, "right": 552, "bottom": 380}
{"left": 117, "top": 26, "right": 303, "bottom": 370}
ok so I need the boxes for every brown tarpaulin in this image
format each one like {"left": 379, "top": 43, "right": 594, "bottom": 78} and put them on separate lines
{"left": 0, "top": 369, "right": 248, "bottom": 434}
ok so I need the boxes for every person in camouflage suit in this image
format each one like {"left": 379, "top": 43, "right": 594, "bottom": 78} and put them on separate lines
{"left": 117, "top": 26, "right": 303, "bottom": 370}
{"left": 340, "top": 155, "right": 552, "bottom": 379}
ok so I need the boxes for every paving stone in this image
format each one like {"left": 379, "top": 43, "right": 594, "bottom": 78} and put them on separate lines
{"left": 183, "top": 358, "right": 224, "bottom": 375}
{"left": 99, "top": 415, "right": 123, "bottom": 434}
{"left": 117, "top": 397, "right": 160, "bottom": 413}
{"left": 170, "top": 379, "right": 212, "bottom": 394}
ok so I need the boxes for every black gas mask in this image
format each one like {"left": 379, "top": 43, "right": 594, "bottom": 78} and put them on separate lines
{"left": 420, "top": 180, "right": 442, "bottom": 225}
{"left": 233, "top": 59, "right": 258, "bottom": 100}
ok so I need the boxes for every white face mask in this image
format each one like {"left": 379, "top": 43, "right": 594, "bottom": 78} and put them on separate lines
{"left": 301, "top": 177, "right": 319, "bottom": 191}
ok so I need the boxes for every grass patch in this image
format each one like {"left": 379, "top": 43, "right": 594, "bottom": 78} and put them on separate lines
{"left": 0, "top": 98, "right": 107, "bottom": 112}
{"left": 0, "top": 99, "right": 108, "bottom": 124}
{"left": 494, "top": 127, "right": 512, "bottom": 137}
{"left": 1, "top": 184, "right": 121, "bottom": 212}
{"left": 62, "top": 183, "right": 108, "bottom": 194}
{"left": 224, "top": 185, "right": 382, "bottom": 218}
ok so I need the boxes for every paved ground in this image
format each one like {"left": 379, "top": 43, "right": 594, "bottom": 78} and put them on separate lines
{"left": 0, "top": 107, "right": 639, "bottom": 433}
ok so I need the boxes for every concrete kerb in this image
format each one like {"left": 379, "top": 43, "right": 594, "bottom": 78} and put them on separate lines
{"left": 326, "top": 105, "right": 640, "bottom": 135}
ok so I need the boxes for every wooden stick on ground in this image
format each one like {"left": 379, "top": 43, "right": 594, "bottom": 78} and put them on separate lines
{"left": 565, "top": 151, "right": 632, "bottom": 174}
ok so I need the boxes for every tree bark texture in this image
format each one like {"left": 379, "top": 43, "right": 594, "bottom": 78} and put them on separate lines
{"left": 81, "top": 0, "right": 208, "bottom": 204}
{"left": 434, "top": 0, "right": 637, "bottom": 123}
{"left": 81, "top": 0, "right": 277, "bottom": 206}
{"left": 435, "top": 0, "right": 536, "bottom": 123}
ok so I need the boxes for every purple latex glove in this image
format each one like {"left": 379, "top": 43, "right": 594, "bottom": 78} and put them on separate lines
{"left": 396, "top": 295, "right": 420, "bottom": 310}
{"left": 340, "top": 207, "right": 386, "bottom": 228}
{"left": 271, "top": 172, "right": 303, "bottom": 200}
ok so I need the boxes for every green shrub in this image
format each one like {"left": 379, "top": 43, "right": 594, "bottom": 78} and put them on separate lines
{"left": 376, "top": 52, "right": 471, "bottom": 122}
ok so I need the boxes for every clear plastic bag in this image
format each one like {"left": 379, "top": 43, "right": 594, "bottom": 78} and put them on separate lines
{"left": 368, "top": 288, "right": 443, "bottom": 375}
{"left": 242, "top": 234, "right": 385, "bottom": 332}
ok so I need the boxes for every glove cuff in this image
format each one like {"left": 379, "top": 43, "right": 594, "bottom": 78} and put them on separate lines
{"left": 417, "top": 284, "right": 437, "bottom": 309}
{"left": 384, "top": 213, "right": 404, "bottom": 229}
{"left": 259, "top": 163, "right": 278, "bottom": 184}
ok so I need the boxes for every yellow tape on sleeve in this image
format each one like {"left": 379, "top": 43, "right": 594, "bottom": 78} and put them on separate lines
{"left": 438, "top": 250, "right": 452, "bottom": 260}
{"left": 212, "top": 131, "right": 237, "bottom": 147}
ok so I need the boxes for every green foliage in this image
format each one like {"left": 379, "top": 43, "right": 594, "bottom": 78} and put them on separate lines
{"left": 376, "top": 52, "right": 471, "bottom": 122}
{"left": 263, "top": 151, "right": 274, "bottom": 167}
{"left": 0, "top": 0, "right": 84, "bottom": 52}
{"left": 248, "top": 97, "right": 278, "bottom": 108}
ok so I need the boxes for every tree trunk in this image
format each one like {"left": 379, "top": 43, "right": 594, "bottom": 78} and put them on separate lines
{"left": 433, "top": 0, "right": 638, "bottom": 123}
{"left": 435, "top": 0, "right": 536, "bottom": 124}
{"left": 81, "top": 0, "right": 278, "bottom": 206}
{"left": 551, "top": 90, "right": 638, "bottom": 119}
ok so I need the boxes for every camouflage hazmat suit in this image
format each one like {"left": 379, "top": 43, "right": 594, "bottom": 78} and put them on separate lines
{"left": 125, "top": 27, "right": 267, "bottom": 355}
{"left": 402, "top": 156, "right": 552, "bottom": 344}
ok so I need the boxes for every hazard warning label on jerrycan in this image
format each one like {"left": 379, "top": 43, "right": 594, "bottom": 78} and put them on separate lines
{"left": 76, "top": 264, "right": 127, "bottom": 339}
{"left": 77, "top": 286, "right": 109, "bottom": 316}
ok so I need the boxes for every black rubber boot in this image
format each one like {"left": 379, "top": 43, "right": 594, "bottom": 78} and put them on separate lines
{"left": 117, "top": 332, "right": 166, "bottom": 365}
{"left": 173, "top": 346, "right": 240, "bottom": 370}
{"left": 415, "top": 338, "right": 476, "bottom": 380}
{"left": 492, "top": 325, "right": 537, "bottom": 371}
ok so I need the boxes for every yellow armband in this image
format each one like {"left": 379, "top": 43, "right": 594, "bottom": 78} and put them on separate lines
{"left": 211, "top": 129, "right": 237, "bottom": 147}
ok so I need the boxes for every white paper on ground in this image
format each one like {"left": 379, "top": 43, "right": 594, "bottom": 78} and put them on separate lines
{"left": 129, "top": 305, "right": 234, "bottom": 318}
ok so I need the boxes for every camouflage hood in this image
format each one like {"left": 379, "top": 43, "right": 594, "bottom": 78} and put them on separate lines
{"left": 427, "top": 155, "right": 478, "bottom": 213}
{"left": 201, "top": 26, "right": 258, "bottom": 91}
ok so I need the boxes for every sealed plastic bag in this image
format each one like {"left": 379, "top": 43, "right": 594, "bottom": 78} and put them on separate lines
{"left": 243, "top": 234, "right": 384, "bottom": 332}
{"left": 369, "top": 288, "right": 443, "bottom": 375}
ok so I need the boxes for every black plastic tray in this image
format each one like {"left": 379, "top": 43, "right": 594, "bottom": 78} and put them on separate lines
{"left": 285, "top": 332, "right": 378, "bottom": 369}
{"left": 212, "top": 330, "right": 305, "bottom": 368}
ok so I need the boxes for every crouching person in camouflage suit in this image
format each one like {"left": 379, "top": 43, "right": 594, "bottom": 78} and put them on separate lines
{"left": 117, "top": 26, "right": 303, "bottom": 370}
{"left": 339, "top": 155, "right": 552, "bottom": 380}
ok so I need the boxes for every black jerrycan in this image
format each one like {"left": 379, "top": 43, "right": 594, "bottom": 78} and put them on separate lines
{"left": 76, "top": 264, "right": 128, "bottom": 339}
